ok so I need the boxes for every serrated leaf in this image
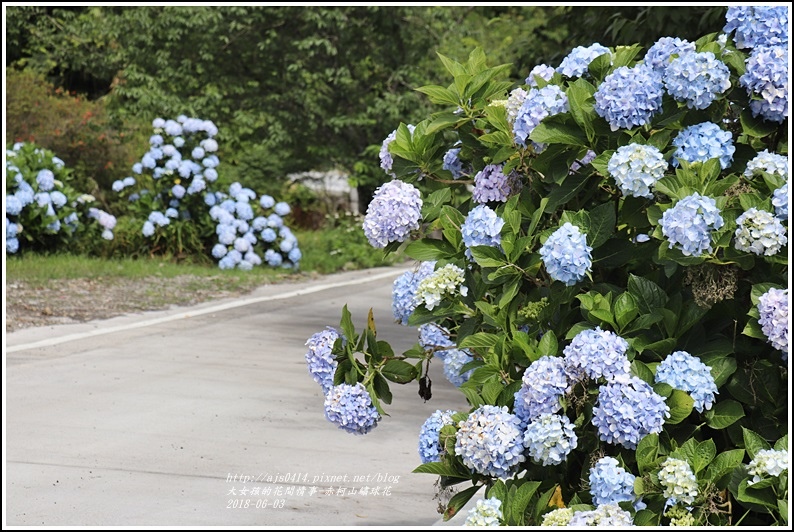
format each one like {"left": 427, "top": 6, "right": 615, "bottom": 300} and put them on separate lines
{"left": 628, "top": 274, "right": 669, "bottom": 313}
{"left": 444, "top": 484, "right": 483, "bottom": 521}
{"left": 635, "top": 433, "right": 660, "bottom": 474}
{"left": 742, "top": 427, "right": 770, "bottom": 459}
{"left": 381, "top": 359, "right": 418, "bottom": 384}
{"left": 704, "top": 399, "right": 745, "bottom": 429}
{"left": 692, "top": 439, "right": 717, "bottom": 474}
{"left": 666, "top": 389, "right": 695, "bottom": 424}
{"left": 706, "top": 449, "right": 745, "bottom": 484}
{"left": 413, "top": 462, "right": 471, "bottom": 478}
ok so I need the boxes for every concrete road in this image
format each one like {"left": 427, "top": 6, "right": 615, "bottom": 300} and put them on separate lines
{"left": 4, "top": 265, "right": 471, "bottom": 527}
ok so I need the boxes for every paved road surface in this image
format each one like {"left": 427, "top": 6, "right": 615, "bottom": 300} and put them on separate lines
{"left": 5, "top": 266, "right": 471, "bottom": 526}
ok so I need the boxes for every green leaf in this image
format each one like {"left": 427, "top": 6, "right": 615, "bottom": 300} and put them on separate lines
{"left": 404, "top": 238, "right": 456, "bottom": 261}
{"left": 482, "top": 381, "right": 504, "bottom": 404}
{"left": 666, "top": 389, "right": 694, "bottom": 424}
{"left": 614, "top": 291, "right": 638, "bottom": 330}
{"left": 511, "top": 481, "right": 540, "bottom": 526}
{"left": 774, "top": 434, "right": 788, "bottom": 452}
{"left": 537, "top": 330, "right": 558, "bottom": 358}
{"left": 633, "top": 509, "right": 658, "bottom": 526}
{"left": 635, "top": 433, "right": 659, "bottom": 475}
{"left": 566, "top": 78, "right": 597, "bottom": 142}
{"left": 742, "top": 427, "right": 770, "bottom": 459}
{"left": 628, "top": 274, "right": 669, "bottom": 313}
{"left": 415, "top": 84, "right": 460, "bottom": 107}
{"left": 413, "top": 462, "right": 471, "bottom": 479}
{"left": 706, "top": 449, "right": 745, "bottom": 484}
{"left": 529, "top": 117, "right": 588, "bottom": 147}
{"left": 380, "top": 359, "right": 418, "bottom": 384}
{"left": 586, "top": 202, "right": 616, "bottom": 248}
{"left": 470, "top": 245, "right": 507, "bottom": 268}
{"left": 444, "top": 484, "right": 483, "bottom": 521}
{"left": 704, "top": 399, "right": 745, "bottom": 429}
{"left": 372, "top": 373, "right": 393, "bottom": 405}
{"left": 737, "top": 478, "right": 777, "bottom": 509}
{"left": 339, "top": 304, "right": 356, "bottom": 345}
{"left": 692, "top": 439, "right": 717, "bottom": 474}
{"left": 631, "top": 360, "right": 655, "bottom": 385}
{"left": 740, "top": 107, "right": 780, "bottom": 138}
{"left": 459, "top": 332, "right": 500, "bottom": 351}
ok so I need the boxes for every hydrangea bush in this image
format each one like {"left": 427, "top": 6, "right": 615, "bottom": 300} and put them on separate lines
{"left": 303, "top": 7, "right": 789, "bottom": 526}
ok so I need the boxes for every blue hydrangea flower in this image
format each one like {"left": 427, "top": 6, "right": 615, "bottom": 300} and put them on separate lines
{"left": 557, "top": 43, "right": 611, "bottom": 78}
{"left": 526, "top": 63, "right": 555, "bottom": 87}
{"left": 644, "top": 36, "right": 696, "bottom": 73}
{"left": 672, "top": 121, "right": 735, "bottom": 169}
{"left": 7, "top": 237, "right": 20, "bottom": 253}
{"left": 142, "top": 221, "right": 156, "bottom": 237}
{"left": 747, "top": 449, "right": 789, "bottom": 486}
{"left": 592, "top": 375, "right": 670, "bottom": 449}
{"left": 464, "top": 498, "right": 503, "bottom": 527}
{"left": 773, "top": 184, "right": 788, "bottom": 220}
{"left": 608, "top": 143, "right": 668, "bottom": 199}
{"left": 472, "top": 164, "right": 520, "bottom": 204}
{"left": 259, "top": 195, "right": 275, "bottom": 209}
{"left": 734, "top": 208, "right": 787, "bottom": 256}
{"left": 152, "top": 117, "right": 165, "bottom": 129}
{"left": 442, "top": 147, "right": 465, "bottom": 179}
{"left": 443, "top": 348, "right": 474, "bottom": 387}
{"left": 513, "top": 85, "right": 569, "bottom": 147}
{"left": 274, "top": 202, "right": 291, "bottom": 216}
{"left": 362, "top": 180, "right": 422, "bottom": 249}
{"left": 34, "top": 192, "right": 51, "bottom": 208}
{"left": 148, "top": 211, "right": 170, "bottom": 227}
{"left": 655, "top": 351, "right": 718, "bottom": 413}
{"left": 664, "top": 51, "right": 731, "bottom": 110}
{"left": 539, "top": 223, "right": 592, "bottom": 286}
{"left": 324, "top": 383, "right": 380, "bottom": 435}
{"left": 744, "top": 149, "right": 789, "bottom": 182}
{"left": 724, "top": 6, "right": 789, "bottom": 49}
{"left": 594, "top": 64, "right": 664, "bottom": 131}
{"left": 6, "top": 195, "right": 23, "bottom": 216}
{"left": 112, "top": 180, "right": 124, "bottom": 192}
{"left": 758, "top": 287, "right": 789, "bottom": 358}
{"left": 418, "top": 323, "right": 455, "bottom": 358}
{"left": 461, "top": 204, "right": 504, "bottom": 261}
{"left": 201, "top": 138, "right": 218, "bottom": 152}
{"left": 563, "top": 327, "right": 630, "bottom": 383}
{"left": 658, "top": 457, "right": 698, "bottom": 506}
{"left": 661, "top": 193, "right": 724, "bottom": 257}
{"left": 418, "top": 409, "right": 457, "bottom": 464}
{"left": 36, "top": 169, "right": 55, "bottom": 191}
{"left": 211, "top": 243, "right": 227, "bottom": 259}
{"left": 569, "top": 504, "right": 634, "bottom": 526}
{"left": 455, "top": 405, "right": 526, "bottom": 478}
{"left": 392, "top": 261, "right": 436, "bottom": 325}
{"left": 288, "top": 247, "right": 302, "bottom": 263}
{"left": 513, "top": 356, "right": 569, "bottom": 423}
{"left": 523, "top": 413, "right": 578, "bottom": 466}
{"left": 265, "top": 249, "right": 283, "bottom": 267}
{"left": 740, "top": 46, "right": 788, "bottom": 123}
{"left": 415, "top": 263, "right": 468, "bottom": 311}
{"left": 305, "top": 327, "right": 341, "bottom": 393}
{"left": 589, "top": 456, "right": 637, "bottom": 507}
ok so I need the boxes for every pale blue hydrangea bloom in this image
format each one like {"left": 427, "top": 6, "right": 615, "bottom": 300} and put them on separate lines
{"left": 164, "top": 120, "right": 182, "bottom": 136}
{"left": 132, "top": 162, "right": 143, "bottom": 174}
{"left": 141, "top": 153, "right": 156, "bottom": 169}
{"left": 664, "top": 51, "right": 731, "bottom": 110}
{"left": 464, "top": 498, "right": 503, "bottom": 527}
{"left": 740, "top": 46, "right": 788, "bottom": 123}
{"left": 36, "top": 169, "right": 55, "bottom": 191}
{"left": 187, "top": 177, "right": 206, "bottom": 194}
{"left": 526, "top": 63, "right": 555, "bottom": 87}
{"left": 392, "top": 261, "right": 436, "bottom": 325}
{"left": 245, "top": 251, "right": 263, "bottom": 266}
{"left": 724, "top": 6, "right": 789, "bottom": 49}
{"left": 757, "top": 287, "right": 789, "bottom": 358}
{"left": 443, "top": 348, "right": 474, "bottom": 387}
{"left": 8, "top": 238, "right": 20, "bottom": 254}
{"left": 564, "top": 327, "right": 630, "bottom": 383}
{"left": 6, "top": 218, "right": 18, "bottom": 239}
{"left": 734, "top": 208, "right": 787, "bottom": 256}
{"left": 744, "top": 149, "right": 789, "bottom": 180}
{"left": 191, "top": 146, "right": 205, "bottom": 160}
{"left": 152, "top": 117, "right": 165, "bottom": 129}
{"left": 112, "top": 180, "right": 124, "bottom": 192}
{"left": 418, "top": 409, "right": 457, "bottom": 464}
{"left": 260, "top": 228, "right": 277, "bottom": 243}
{"left": 472, "top": 164, "right": 519, "bottom": 204}
{"left": 237, "top": 260, "right": 253, "bottom": 271}
{"left": 165, "top": 207, "right": 179, "bottom": 219}
{"left": 260, "top": 195, "right": 276, "bottom": 209}
{"left": 747, "top": 449, "right": 789, "bottom": 485}
{"left": 523, "top": 413, "right": 578, "bottom": 466}
{"left": 362, "top": 180, "right": 422, "bottom": 249}
{"left": 608, "top": 143, "right": 668, "bottom": 198}
{"left": 204, "top": 168, "right": 218, "bottom": 181}
{"left": 658, "top": 457, "right": 698, "bottom": 506}
{"left": 203, "top": 155, "right": 220, "bottom": 168}
{"left": 34, "top": 192, "right": 51, "bottom": 208}
{"left": 6, "top": 195, "right": 23, "bottom": 216}
{"left": 211, "top": 243, "right": 227, "bottom": 259}
{"left": 267, "top": 213, "right": 284, "bottom": 228}
{"left": 455, "top": 405, "right": 526, "bottom": 478}
{"left": 592, "top": 375, "right": 669, "bottom": 449}
{"left": 557, "top": 43, "right": 611, "bottom": 78}
{"left": 265, "top": 249, "right": 283, "bottom": 267}
{"left": 415, "top": 263, "right": 468, "bottom": 311}
{"left": 773, "top": 184, "right": 788, "bottom": 220}
{"left": 513, "top": 85, "right": 569, "bottom": 147}
{"left": 233, "top": 237, "right": 250, "bottom": 253}
{"left": 148, "top": 211, "right": 171, "bottom": 227}
{"left": 418, "top": 323, "right": 455, "bottom": 358}
{"left": 305, "top": 327, "right": 340, "bottom": 393}
{"left": 443, "top": 147, "right": 464, "bottom": 179}
{"left": 594, "top": 64, "right": 664, "bottom": 131}
{"left": 46, "top": 219, "right": 61, "bottom": 233}
{"left": 201, "top": 138, "right": 218, "bottom": 152}
{"left": 513, "top": 356, "right": 568, "bottom": 423}
{"left": 49, "top": 191, "right": 67, "bottom": 208}
{"left": 235, "top": 201, "right": 254, "bottom": 221}
{"left": 274, "top": 202, "right": 291, "bottom": 216}
{"left": 539, "top": 223, "right": 593, "bottom": 286}
{"left": 568, "top": 504, "right": 634, "bottom": 526}
{"left": 661, "top": 193, "right": 724, "bottom": 257}
{"left": 171, "top": 184, "right": 186, "bottom": 199}
{"left": 150, "top": 134, "right": 164, "bottom": 146}
{"left": 51, "top": 156, "right": 65, "bottom": 169}
{"left": 540, "top": 508, "right": 574, "bottom": 526}
{"left": 162, "top": 144, "right": 177, "bottom": 158}
{"left": 655, "top": 351, "right": 718, "bottom": 413}
{"left": 288, "top": 247, "right": 302, "bottom": 263}
{"left": 589, "top": 456, "right": 637, "bottom": 507}
{"left": 644, "top": 36, "right": 696, "bottom": 73}
{"left": 324, "top": 383, "right": 380, "bottom": 435}
{"left": 671, "top": 121, "right": 735, "bottom": 169}
{"left": 461, "top": 204, "right": 504, "bottom": 261}
{"left": 142, "top": 221, "right": 156, "bottom": 237}
{"left": 173, "top": 136, "right": 185, "bottom": 148}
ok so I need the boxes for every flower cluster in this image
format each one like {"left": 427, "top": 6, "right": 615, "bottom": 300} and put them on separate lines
{"left": 464, "top": 498, "right": 503, "bottom": 527}
{"left": 740, "top": 46, "right": 789, "bottom": 123}
{"left": 568, "top": 504, "right": 634, "bottom": 526}
{"left": 86, "top": 208, "right": 117, "bottom": 241}
{"left": 773, "top": 184, "right": 788, "bottom": 221}
{"left": 305, "top": 327, "right": 341, "bottom": 393}
{"left": 644, "top": 36, "right": 696, "bottom": 72}
{"left": 665, "top": 505, "right": 696, "bottom": 527}
{"left": 655, "top": 351, "right": 718, "bottom": 413}
{"left": 734, "top": 208, "right": 787, "bottom": 256}
{"left": 504, "top": 87, "right": 528, "bottom": 124}
{"left": 588, "top": 456, "right": 637, "bottom": 507}
{"left": 513, "top": 85, "right": 569, "bottom": 147}
{"left": 323, "top": 383, "right": 380, "bottom": 435}
{"left": 568, "top": 149, "right": 597, "bottom": 175}
{"left": 513, "top": 356, "right": 568, "bottom": 423}
{"left": 418, "top": 409, "right": 457, "bottom": 464}
{"left": 563, "top": 327, "right": 630, "bottom": 383}
{"left": 556, "top": 43, "right": 611, "bottom": 78}
{"left": 757, "top": 287, "right": 789, "bottom": 358}
{"left": 661, "top": 193, "right": 724, "bottom": 257}
{"left": 671, "top": 121, "right": 735, "bottom": 169}
{"left": 540, "top": 508, "right": 574, "bottom": 526}
{"left": 461, "top": 204, "right": 505, "bottom": 260}
{"left": 658, "top": 457, "right": 698, "bottom": 506}
{"left": 663, "top": 51, "right": 731, "bottom": 110}
{"left": 472, "top": 164, "right": 520, "bottom": 204}
{"left": 455, "top": 405, "right": 526, "bottom": 478}
{"left": 418, "top": 322, "right": 455, "bottom": 357}
{"left": 723, "top": 6, "right": 789, "bottom": 50}
{"left": 443, "top": 349, "right": 475, "bottom": 387}
{"left": 443, "top": 147, "right": 465, "bottom": 179}
{"left": 392, "top": 261, "right": 436, "bottom": 325}
{"left": 363, "top": 180, "right": 422, "bottom": 249}
{"left": 415, "top": 263, "right": 468, "bottom": 311}
{"left": 607, "top": 143, "right": 668, "bottom": 198}
{"left": 526, "top": 64, "right": 555, "bottom": 87}
{"left": 744, "top": 150, "right": 789, "bottom": 180}
{"left": 539, "top": 223, "right": 593, "bottom": 286}
{"left": 592, "top": 375, "right": 669, "bottom": 449}
{"left": 594, "top": 64, "right": 664, "bottom": 131}
{"left": 523, "top": 413, "right": 578, "bottom": 466}
{"left": 746, "top": 448, "right": 789, "bottom": 485}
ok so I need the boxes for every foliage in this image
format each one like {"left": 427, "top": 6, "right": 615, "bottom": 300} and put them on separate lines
{"left": 304, "top": 12, "right": 790, "bottom": 527}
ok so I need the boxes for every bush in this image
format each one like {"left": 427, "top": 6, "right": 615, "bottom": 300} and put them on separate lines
{"left": 303, "top": 6, "right": 789, "bottom": 527}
